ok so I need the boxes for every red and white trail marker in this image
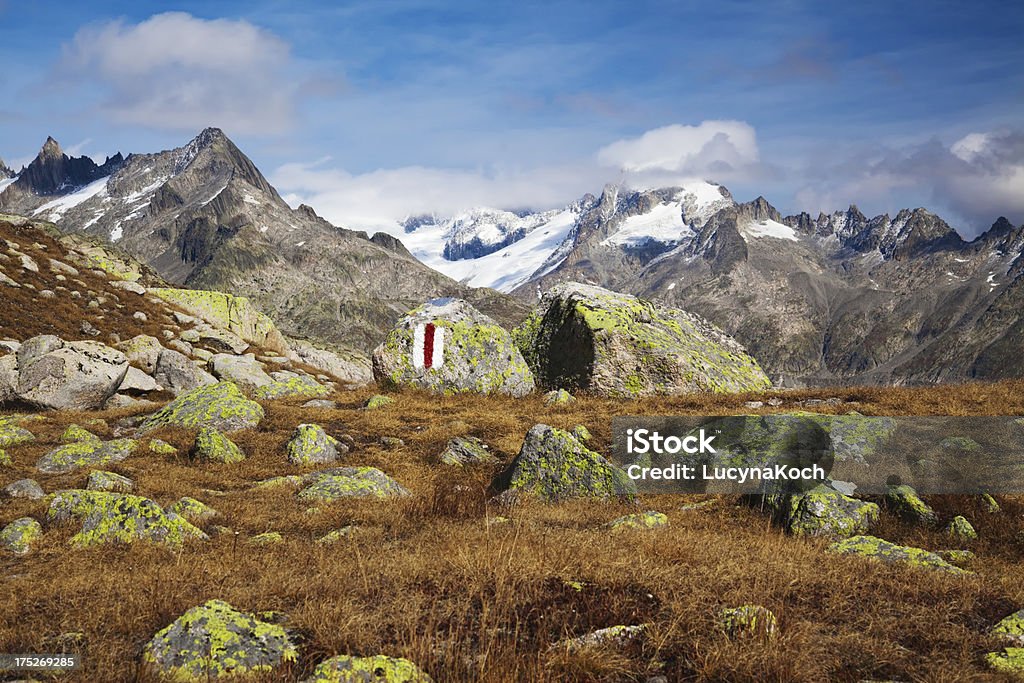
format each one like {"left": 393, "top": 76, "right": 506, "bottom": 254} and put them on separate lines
{"left": 413, "top": 322, "right": 445, "bottom": 370}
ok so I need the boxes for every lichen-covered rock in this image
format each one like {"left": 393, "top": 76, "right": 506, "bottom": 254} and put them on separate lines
{"left": 493, "top": 424, "right": 636, "bottom": 502}
{"left": 149, "top": 439, "right": 177, "bottom": 455}
{"left": 316, "top": 526, "right": 358, "bottom": 544}
{"left": 719, "top": 605, "right": 778, "bottom": 640}
{"left": 288, "top": 338, "right": 374, "bottom": 387}
{"left": 0, "top": 418, "right": 35, "bottom": 448}
{"left": 142, "top": 599, "right": 297, "bottom": 680}
{"left": 571, "top": 425, "right": 592, "bottom": 443}
{"left": 153, "top": 348, "right": 217, "bottom": 395}
{"left": 148, "top": 287, "right": 290, "bottom": 354}
{"left": 36, "top": 438, "right": 137, "bottom": 474}
{"left": 169, "top": 497, "right": 219, "bottom": 523}
{"left": 986, "top": 648, "right": 1024, "bottom": 675}
{"left": 117, "top": 335, "right": 164, "bottom": 374}
{"left": 607, "top": 510, "right": 668, "bottom": 531}
{"left": 991, "top": 609, "right": 1024, "bottom": 645}
{"left": 61, "top": 423, "right": 101, "bottom": 444}
{"left": 192, "top": 427, "right": 246, "bottom": 464}
{"left": 364, "top": 394, "right": 394, "bottom": 409}
{"left": 981, "top": 493, "right": 1001, "bottom": 513}
{"left": 379, "top": 436, "right": 404, "bottom": 449}
{"left": 885, "top": 484, "right": 937, "bottom": 526}
{"left": 287, "top": 424, "right": 346, "bottom": 465}
{"left": 513, "top": 283, "right": 770, "bottom": 397}
{"left": 209, "top": 354, "right": 274, "bottom": 392}
{"left": 553, "top": 624, "right": 648, "bottom": 652}
{"left": 544, "top": 389, "right": 575, "bottom": 405}
{"left": 252, "top": 371, "right": 329, "bottom": 400}
{"left": 300, "top": 654, "right": 433, "bottom": 683}
{"left": 0, "top": 353, "right": 18, "bottom": 403}
{"left": 0, "top": 517, "right": 42, "bottom": 554}
{"left": 0, "top": 448, "right": 9, "bottom": 466}
{"left": 438, "top": 436, "right": 495, "bottom": 466}
{"left": 297, "top": 467, "right": 410, "bottom": 501}
{"left": 14, "top": 338, "right": 128, "bottom": 410}
{"left": 372, "top": 297, "right": 534, "bottom": 397}
{"left": 140, "top": 382, "right": 264, "bottom": 433}
{"left": 785, "top": 485, "right": 879, "bottom": 538}
{"left": 946, "top": 515, "right": 977, "bottom": 542}
{"left": 86, "top": 470, "right": 134, "bottom": 492}
{"left": 827, "top": 535, "right": 967, "bottom": 574}
{"left": 249, "top": 531, "right": 283, "bottom": 545}
{"left": 46, "top": 489, "right": 207, "bottom": 547}
{"left": 4, "top": 478, "right": 44, "bottom": 499}
{"left": 937, "top": 549, "right": 976, "bottom": 568}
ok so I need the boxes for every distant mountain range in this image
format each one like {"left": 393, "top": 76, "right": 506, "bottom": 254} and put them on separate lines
{"left": 2, "top": 130, "right": 1023, "bottom": 387}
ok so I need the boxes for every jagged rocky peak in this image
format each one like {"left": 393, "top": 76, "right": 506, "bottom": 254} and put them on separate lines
{"left": 13, "top": 135, "right": 123, "bottom": 196}
{"left": 737, "top": 196, "right": 782, "bottom": 224}
{"left": 977, "top": 216, "right": 1017, "bottom": 242}
{"left": 0, "top": 156, "right": 12, "bottom": 179}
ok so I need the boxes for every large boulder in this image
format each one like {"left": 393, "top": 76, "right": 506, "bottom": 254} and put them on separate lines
{"left": 46, "top": 489, "right": 206, "bottom": 547}
{"left": 0, "top": 354, "right": 16, "bottom": 403}
{"left": 117, "top": 335, "right": 164, "bottom": 374}
{"left": 288, "top": 338, "right": 373, "bottom": 386}
{"left": 827, "top": 535, "right": 968, "bottom": 574}
{"left": 153, "top": 348, "right": 217, "bottom": 395}
{"left": 252, "top": 371, "right": 330, "bottom": 400}
{"left": 14, "top": 336, "right": 128, "bottom": 410}
{"left": 512, "top": 282, "right": 770, "bottom": 397}
{"left": 36, "top": 438, "right": 138, "bottom": 474}
{"left": 492, "top": 424, "right": 636, "bottom": 502}
{"left": 140, "top": 382, "right": 264, "bottom": 433}
{"left": 301, "top": 654, "right": 434, "bottom": 683}
{"left": 142, "top": 599, "right": 297, "bottom": 680}
{"left": 148, "top": 287, "right": 290, "bottom": 354}
{"left": 372, "top": 298, "right": 534, "bottom": 397}
{"left": 286, "top": 424, "right": 346, "bottom": 465}
{"left": 209, "top": 353, "right": 274, "bottom": 391}
{"left": 784, "top": 484, "right": 879, "bottom": 538}
{"left": 297, "top": 467, "right": 410, "bottom": 501}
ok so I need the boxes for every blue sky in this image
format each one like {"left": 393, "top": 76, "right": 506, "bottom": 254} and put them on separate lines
{"left": 1, "top": 0, "right": 1022, "bottom": 234}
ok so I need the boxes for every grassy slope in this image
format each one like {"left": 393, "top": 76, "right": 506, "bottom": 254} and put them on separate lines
{"left": 1, "top": 384, "right": 1023, "bottom": 682}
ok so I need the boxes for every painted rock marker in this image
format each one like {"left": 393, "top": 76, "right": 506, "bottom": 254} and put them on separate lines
{"left": 412, "top": 322, "right": 445, "bottom": 370}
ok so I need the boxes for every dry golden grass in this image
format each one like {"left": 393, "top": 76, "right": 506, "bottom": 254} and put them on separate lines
{"left": 1, "top": 383, "right": 1023, "bottom": 682}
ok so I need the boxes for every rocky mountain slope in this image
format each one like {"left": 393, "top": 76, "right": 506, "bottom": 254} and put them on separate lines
{"left": 0, "top": 131, "right": 526, "bottom": 354}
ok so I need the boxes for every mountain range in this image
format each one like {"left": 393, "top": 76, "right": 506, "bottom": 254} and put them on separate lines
{"left": 2, "top": 129, "right": 1023, "bottom": 387}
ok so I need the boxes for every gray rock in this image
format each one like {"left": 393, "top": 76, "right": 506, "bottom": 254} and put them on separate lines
{"left": 36, "top": 438, "right": 138, "bottom": 474}
{"left": 210, "top": 353, "right": 274, "bottom": 391}
{"left": 439, "top": 436, "right": 495, "bottom": 466}
{"left": 4, "top": 478, "right": 44, "bottom": 499}
{"left": 0, "top": 517, "right": 42, "bottom": 555}
{"left": 287, "top": 338, "right": 373, "bottom": 386}
{"left": 86, "top": 470, "right": 134, "bottom": 492}
{"left": 197, "top": 326, "right": 249, "bottom": 354}
{"left": 302, "top": 399, "right": 337, "bottom": 409}
{"left": 286, "top": 423, "right": 346, "bottom": 465}
{"left": 372, "top": 297, "right": 534, "bottom": 397}
{"left": 140, "top": 382, "right": 264, "bottom": 433}
{"left": 118, "top": 366, "right": 161, "bottom": 394}
{"left": 15, "top": 338, "right": 128, "bottom": 410}
{"left": 153, "top": 348, "right": 216, "bottom": 395}
{"left": 297, "top": 467, "right": 410, "bottom": 501}
{"left": 191, "top": 427, "right": 246, "bottom": 463}
{"left": 16, "top": 334, "right": 64, "bottom": 368}
{"left": 544, "top": 388, "right": 575, "bottom": 405}
{"left": 0, "top": 354, "right": 15, "bottom": 403}
{"left": 784, "top": 484, "right": 880, "bottom": 538}
{"left": 117, "top": 335, "right": 164, "bottom": 374}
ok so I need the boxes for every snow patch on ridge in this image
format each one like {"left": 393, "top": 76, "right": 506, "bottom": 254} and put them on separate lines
{"left": 743, "top": 219, "right": 799, "bottom": 242}
{"left": 32, "top": 177, "right": 109, "bottom": 219}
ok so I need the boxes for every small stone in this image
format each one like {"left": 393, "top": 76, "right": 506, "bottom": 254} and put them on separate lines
{"left": 286, "top": 424, "right": 346, "bottom": 465}
{"left": 607, "top": 510, "right": 668, "bottom": 531}
{"left": 719, "top": 605, "right": 777, "bottom": 640}
{"left": 169, "top": 497, "right": 218, "bottom": 523}
{"left": 0, "top": 517, "right": 43, "bottom": 555}
{"left": 86, "top": 470, "right": 134, "bottom": 492}
{"left": 4, "top": 478, "right": 44, "bottom": 500}
{"left": 249, "top": 531, "right": 283, "bottom": 545}
{"left": 148, "top": 439, "right": 177, "bottom": 455}
{"left": 946, "top": 515, "right": 977, "bottom": 542}
{"left": 544, "top": 389, "right": 575, "bottom": 405}
{"left": 61, "top": 424, "right": 101, "bottom": 444}
{"left": 133, "top": 311, "right": 147, "bottom": 322}
{"left": 300, "top": 654, "right": 433, "bottom": 683}
{"left": 364, "top": 394, "right": 394, "bottom": 409}
{"left": 191, "top": 427, "right": 246, "bottom": 464}
{"left": 438, "top": 436, "right": 494, "bottom": 466}
{"left": 379, "top": 436, "right": 405, "bottom": 449}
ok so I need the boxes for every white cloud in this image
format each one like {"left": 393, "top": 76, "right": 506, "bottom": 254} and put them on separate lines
{"left": 59, "top": 12, "right": 297, "bottom": 134}
{"left": 596, "top": 121, "right": 760, "bottom": 175}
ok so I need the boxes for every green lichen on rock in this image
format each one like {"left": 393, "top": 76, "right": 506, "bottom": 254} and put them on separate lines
{"left": 986, "top": 648, "right": 1024, "bottom": 675}
{"left": 253, "top": 373, "right": 329, "bottom": 400}
{"left": 297, "top": 467, "right": 410, "bottom": 501}
{"left": 939, "top": 436, "right": 982, "bottom": 451}
{"left": 364, "top": 394, "right": 394, "bottom": 410}
{"left": 86, "top": 470, "right": 134, "bottom": 492}
{"left": 0, "top": 517, "right": 42, "bottom": 555}
{"left": 47, "top": 489, "right": 207, "bottom": 548}
{"left": 946, "top": 515, "right": 977, "bottom": 542}
{"left": 372, "top": 297, "right": 535, "bottom": 397}
{"left": 61, "top": 423, "right": 100, "bottom": 444}
{"left": 287, "top": 424, "right": 345, "bottom": 465}
{"left": 544, "top": 389, "right": 575, "bottom": 405}
{"left": 140, "top": 382, "right": 264, "bottom": 434}
{"left": 438, "top": 436, "right": 495, "bottom": 466}
{"left": 300, "top": 654, "right": 433, "bottom": 683}
{"left": 786, "top": 485, "right": 879, "bottom": 538}
{"left": 607, "top": 510, "right": 668, "bottom": 531}
{"left": 885, "top": 484, "right": 937, "bottom": 526}
{"left": 142, "top": 599, "right": 298, "bottom": 680}
{"left": 192, "top": 427, "right": 246, "bottom": 464}
{"left": 937, "top": 549, "right": 976, "bottom": 568}
{"left": 981, "top": 493, "right": 1001, "bottom": 513}
{"left": 149, "top": 439, "right": 178, "bottom": 455}
{"left": 169, "top": 497, "right": 219, "bottom": 524}
{"left": 148, "top": 287, "right": 289, "bottom": 353}
{"left": 493, "top": 424, "right": 636, "bottom": 502}
{"left": 253, "top": 474, "right": 305, "bottom": 489}
{"left": 249, "top": 531, "right": 283, "bottom": 545}
{"left": 571, "top": 425, "right": 592, "bottom": 443}
{"left": 316, "top": 526, "right": 357, "bottom": 545}
{"left": 0, "top": 448, "right": 9, "bottom": 466}
{"left": 0, "top": 419, "right": 35, "bottom": 448}
{"left": 36, "top": 438, "right": 137, "bottom": 474}
{"left": 719, "top": 605, "right": 778, "bottom": 640}
{"left": 513, "top": 282, "right": 770, "bottom": 397}
{"left": 991, "top": 609, "right": 1024, "bottom": 645}
{"left": 827, "top": 535, "right": 968, "bottom": 574}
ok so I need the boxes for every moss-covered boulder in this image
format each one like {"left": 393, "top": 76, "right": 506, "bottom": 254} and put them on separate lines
{"left": 438, "top": 436, "right": 495, "bottom": 466}
{"left": 719, "top": 605, "right": 778, "bottom": 640}
{"left": 169, "top": 497, "right": 219, "bottom": 524}
{"left": 372, "top": 297, "right": 534, "bottom": 397}
{"left": 885, "top": 484, "right": 937, "bottom": 526}
{"left": 297, "top": 467, "right": 410, "bottom": 501}
{"left": 61, "top": 423, "right": 101, "bottom": 444}
{"left": 364, "top": 394, "right": 394, "bottom": 410}
{"left": 785, "top": 485, "right": 879, "bottom": 538}
{"left": 301, "top": 654, "right": 433, "bottom": 683}
{"left": 253, "top": 372, "right": 330, "bottom": 400}
{"left": 86, "top": 470, "right": 134, "bottom": 492}
{"left": 0, "top": 418, "right": 35, "bottom": 448}
{"left": 192, "top": 427, "right": 246, "bottom": 464}
{"left": 607, "top": 510, "right": 668, "bottom": 531}
{"left": 991, "top": 609, "right": 1024, "bottom": 645}
{"left": 140, "top": 382, "right": 264, "bottom": 433}
{"left": 493, "top": 424, "right": 636, "bottom": 502}
{"left": 36, "top": 438, "right": 137, "bottom": 474}
{"left": 0, "top": 517, "right": 43, "bottom": 555}
{"left": 986, "top": 648, "right": 1024, "bottom": 675}
{"left": 142, "top": 599, "right": 298, "bottom": 680}
{"left": 827, "top": 535, "right": 967, "bottom": 574}
{"left": 148, "top": 287, "right": 290, "bottom": 354}
{"left": 946, "top": 515, "right": 977, "bottom": 542}
{"left": 544, "top": 389, "right": 575, "bottom": 405}
{"left": 981, "top": 493, "right": 1001, "bottom": 513}
{"left": 286, "top": 424, "right": 346, "bottom": 465}
{"left": 149, "top": 439, "right": 177, "bottom": 455}
{"left": 47, "top": 489, "right": 207, "bottom": 547}
{"left": 513, "top": 282, "right": 770, "bottom": 397}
